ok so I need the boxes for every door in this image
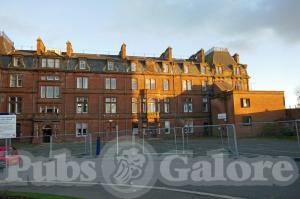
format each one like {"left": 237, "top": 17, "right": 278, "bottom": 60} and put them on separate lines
{"left": 42, "top": 126, "right": 52, "bottom": 143}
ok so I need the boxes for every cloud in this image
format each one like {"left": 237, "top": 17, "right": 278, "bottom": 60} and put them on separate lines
{"left": 110, "top": 0, "right": 300, "bottom": 46}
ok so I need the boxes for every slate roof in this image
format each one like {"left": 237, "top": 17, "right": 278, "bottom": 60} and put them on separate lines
{"left": 205, "top": 48, "right": 237, "bottom": 66}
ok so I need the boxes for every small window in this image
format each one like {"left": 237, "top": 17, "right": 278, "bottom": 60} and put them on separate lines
{"left": 42, "top": 59, "right": 47, "bottom": 68}
{"left": 201, "top": 66, "right": 206, "bottom": 74}
{"left": 163, "top": 98, "right": 170, "bottom": 113}
{"left": 105, "top": 97, "right": 117, "bottom": 113}
{"left": 76, "top": 97, "right": 88, "bottom": 113}
{"left": 202, "top": 97, "right": 209, "bottom": 112}
{"left": 77, "top": 77, "right": 88, "bottom": 89}
{"left": 13, "top": 57, "right": 23, "bottom": 67}
{"left": 131, "top": 98, "right": 138, "bottom": 113}
{"left": 40, "top": 106, "right": 59, "bottom": 113}
{"left": 183, "top": 64, "right": 189, "bottom": 74}
{"left": 76, "top": 123, "right": 88, "bottom": 137}
{"left": 234, "top": 67, "right": 241, "bottom": 75}
{"left": 107, "top": 61, "right": 114, "bottom": 71}
{"left": 10, "top": 74, "right": 22, "bottom": 87}
{"left": 216, "top": 66, "right": 223, "bottom": 74}
{"left": 242, "top": 116, "right": 252, "bottom": 126}
{"left": 241, "top": 98, "right": 250, "bottom": 108}
{"left": 145, "top": 79, "right": 155, "bottom": 90}
{"left": 201, "top": 80, "right": 208, "bottom": 92}
{"left": 131, "top": 79, "right": 138, "bottom": 90}
{"left": 8, "top": 96, "right": 22, "bottom": 114}
{"left": 55, "top": 59, "right": 60, "bottom": 68}
{"left": 131, "top": 62, "right": 137, "bottom": 72}
{"left": 163, "top": 79, "right": 169, "bottom": 91}
{"left": 47, "top": 59, "right": 55, "bottom": 68}
{"left": 147, "top": 98, "right": 156, "bottom": 113}
{"left": 105, "top": 78, "right": 117, "bottom": 89}
{"left": 40, "top": 86, "right": 60, "bottom": 98}
{"left": 162, "top": 63, "right": 169, "bottom": 73}
{"left": 79, "top": 60, "right": 86, "bottom": 69}
{"left": 164, "top": 121, "right": 171, "bottom": 134}
{"left": 182, "top": 80, "right": 192, "bottom": 91}
{"left": 183, "top": 98, "right": 193, "bottom": 113}
{"left": 235, "top": 82, "right": 242, "bottom": 90}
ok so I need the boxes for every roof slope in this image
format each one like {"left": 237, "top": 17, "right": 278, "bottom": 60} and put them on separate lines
{"left": 205, "top": 48, "right": 236, "bottom": 66}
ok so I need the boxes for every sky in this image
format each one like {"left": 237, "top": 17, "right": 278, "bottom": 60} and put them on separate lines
{"left": 1, "top": 0, "right": 300, "bottom": 107}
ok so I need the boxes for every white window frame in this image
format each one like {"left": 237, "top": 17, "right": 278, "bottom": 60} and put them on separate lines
{"left": 131, "top": 62, "right": 137, "bottom": 72}
{"left": 105, "top": 78, "right": 117, "bottom": 90}
{"left": 131, "top": 78, "right": 138, "bottom": 90}
{"left": 8, "top": 96, "right": 22, "bottom": 114}
{"left": 76, "top": 97, "right": 88, "bottom": 113}
{"left": 77, "top": 77, "right": 88, "bottom": 89}
{"left": 13, "top": 57, "right": 22, "bottom": 67}
{"left": 105, "top": 97, "right": 117, "bottom": 113}
{"left": 147, "top": 98, "right": 156, "bottom": 113}
{"left": 76, "top": 123, "right": 88, "bottom": 137}
{"left": 183, "top": 98, "right": 193, "bottom": 113}
{"left": 131, "top": 98, "right": 138, "bottom": 113}
{"left": 163, "top": 79, "right": 169, "bottom": 91}
{"left": 145, "top": 79, "right": 156, "bottom": 90}
{"left": 183, "top": 64, "right": 189, "bottom": 74}
{"left": 10, "top": 74, "right": 22, "bottom": 87}
{"left": 163, "top": 63, "right": 169, "bottom": 73}
{"left": 164, "top": 121, "right": 171, "bottom": 134}
{"left": 40, "top": 86, "right": 60, "bottom": 99}
{"left": 79, "top": 60, "right": 87, "bottom": 69}
{"left": 182, "top": 80, "right": 192, "bottom": 91}
{"left": 107, "top": 61, "right": 114, "bottom": 71}
{"left": 202, "top": 97, "right": 209, "bottom": 112}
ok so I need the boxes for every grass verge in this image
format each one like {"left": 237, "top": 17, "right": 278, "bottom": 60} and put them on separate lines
{"left": 0, "top": 191, "right": 82, "bottom": 199}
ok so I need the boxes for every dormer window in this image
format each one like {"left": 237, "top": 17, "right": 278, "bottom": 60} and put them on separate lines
{"left": 163, "top": 63, "right": 169, "bottom": 73}
{"left": 234, "top": 67, "right": 240, "bottom": 75}
{"left": 79, "top": 60, "right": 87, "bottom": 69}
{"left": 183, "top": 64, "right": 189, "bottom": 74}
{"left": 107, "top": 61, "right": 114, "bottom": 71}
{"left": 131, "top": 62, "right": 137, "bottom": 72}
{"left": 13, "top": 57, "right": 23, "bottom": 67}
{"left": 216, "top": 66, "right": 223, "bottom": 74}
{"left": 201, "top": 66, "right": 206, "bottom": 74}
{"left": 41, "top": 58, "right": 60, "bottom": 68}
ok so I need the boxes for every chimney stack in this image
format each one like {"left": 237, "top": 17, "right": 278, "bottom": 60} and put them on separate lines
{"left": 119, "top": 43, "right": 126, "bottom": 59}
{"left": 160, "top": 47, "right": 172, "bottom": 61}
{"left": 233, "top": 53, "right": 239, "bottom": 63}
{"left": 189, "top": 48, "right": 205, "bottom": 63}
{"left": 197, "top": 48, "right": 205, "bottom": 63}
{"left": 66, "top": 40, "right": 73, "bottom": 57}
{"left": 36, "top": 37, "right": 46, "bottom": 55}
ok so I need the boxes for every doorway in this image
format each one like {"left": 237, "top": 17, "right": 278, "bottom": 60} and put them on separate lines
{"left": 42, "top": 125, "right": 52, "bottom": 143}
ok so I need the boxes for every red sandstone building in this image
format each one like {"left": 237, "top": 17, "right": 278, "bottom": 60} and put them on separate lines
{"left": 0, "top": 31, "right": 287, "bottom": 140}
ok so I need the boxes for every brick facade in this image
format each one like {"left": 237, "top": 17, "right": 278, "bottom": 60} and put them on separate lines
{"left": 2, "top": 32, "right": 276, "bottom": 140}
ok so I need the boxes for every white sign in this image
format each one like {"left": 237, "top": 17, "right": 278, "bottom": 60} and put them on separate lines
{"left": 0, "top": 114, "right": 16, "bottom": 139}
{"left": 217, "top": 113, "right": 227, "bottom": 120}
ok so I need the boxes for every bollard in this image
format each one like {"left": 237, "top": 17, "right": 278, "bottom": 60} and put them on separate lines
{"left": 96, "top": 136, "right": 101, "bottom": 156}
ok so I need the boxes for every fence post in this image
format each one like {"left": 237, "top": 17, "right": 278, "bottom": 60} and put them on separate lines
{"left": 89, "top": 133, "right": 92, "bottom": 157}
{"left": 5, "top": 138, "right": 8, "bottom": 168}
{"left": 142, "top": 128, "right": 145, "bottom": 154}
{"left": 174, "top": 127, "right": 177, "bottom": 154}
{"left": 231, "top": 124, "right": 239, "bottom": 157}
{"left": 181, "top": 128, "right": 185, "bottom": 154}
{"left": 49, "top": 136, "right": 53, "bottom": 159}
{"left": 116, "top": 125, "right": 119, "bottom": 156}
{"left": 295, "top": 120, "right": 300, "bottom": 153}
